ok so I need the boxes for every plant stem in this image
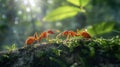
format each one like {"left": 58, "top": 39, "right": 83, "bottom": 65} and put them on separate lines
{"left": 79, "top": 0, "right": 82, "bottom": 9}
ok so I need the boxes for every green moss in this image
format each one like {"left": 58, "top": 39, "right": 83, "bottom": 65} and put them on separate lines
{"left": 0, "top": 36, "right": 120, "bottom": 67}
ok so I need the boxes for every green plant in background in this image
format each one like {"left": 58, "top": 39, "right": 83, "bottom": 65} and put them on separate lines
{"left": 4, "top": 44, "right": 17, "bottom": 52}
{"left": 87, "top": 22, "right": 115, "bottom": 37}
{"left": 44, "top": 0, "right": 90, "bottom": 21}
{"left": 44, "top": 0, "right": 117, "bottom": 37}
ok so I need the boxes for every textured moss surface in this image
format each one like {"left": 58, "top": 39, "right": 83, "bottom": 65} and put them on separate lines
{"left": 0, "top": 36, "right": 120, "bottom": 67}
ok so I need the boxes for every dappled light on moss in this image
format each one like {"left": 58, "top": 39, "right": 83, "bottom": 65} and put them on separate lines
{"left": 0, "top": 36, "right": 120, "bottom": 67}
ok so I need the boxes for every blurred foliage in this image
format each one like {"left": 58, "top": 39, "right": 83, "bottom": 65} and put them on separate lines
{"left": 44, "top": 0, "right": 90, "bottom": 21}
{"left": 44, "top": 6, "right": 80, "bottom": 21}
{"left": 87, "top": 22, "right": 115, "bottom": 37}
{"left": 44, "top": 0, "right": 119, "bottom": 38}
{"left": 67, "top": 0, "right": 90, "bottom": 7}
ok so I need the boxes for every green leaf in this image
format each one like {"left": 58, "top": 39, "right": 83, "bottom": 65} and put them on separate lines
{"left": 11, "top": 44, "right": 17, "bottom": 50}
{"left": 87, "top": 22, "right": 115, "bottom": 36}
{"left": 4, "top": 46, "right": 10, "bottom": 50}
{"left": 43, "top": 6, "right": 80, "bottom": 21}
{"left": 67, "top": 0, "right": 90, "bottom": 7}
{"left": 3, "top": 44, "right": 17, "bottom": 51}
